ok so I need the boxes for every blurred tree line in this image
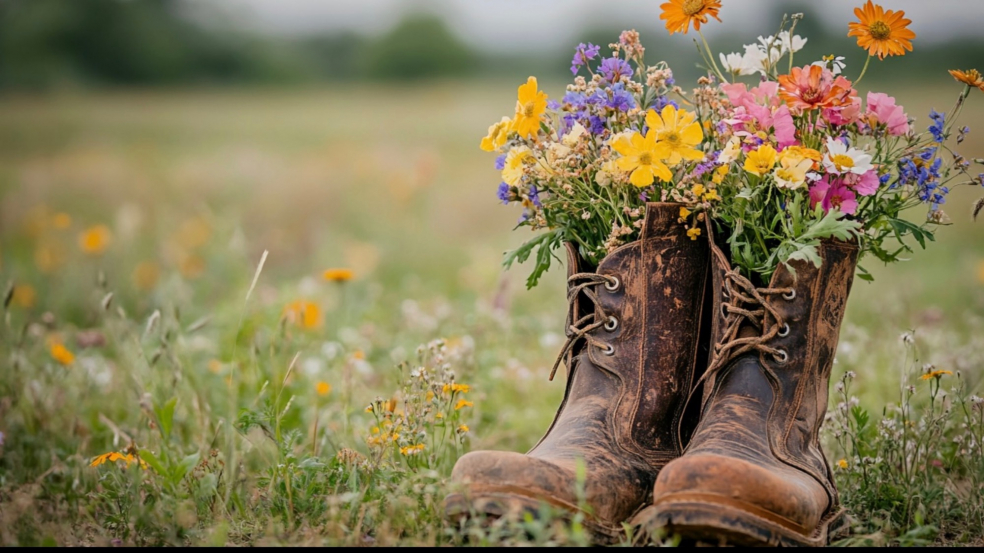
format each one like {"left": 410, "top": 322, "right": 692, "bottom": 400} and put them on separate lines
{"left": 0, "top": 0, "right": 981, "bottom": 90}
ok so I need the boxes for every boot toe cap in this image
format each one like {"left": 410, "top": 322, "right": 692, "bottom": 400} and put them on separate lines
{"left": 449, "top": 450, "right": 580, "bottom": 510}
{"left": 651, "top": 453, "right": 829, "bottom": 532}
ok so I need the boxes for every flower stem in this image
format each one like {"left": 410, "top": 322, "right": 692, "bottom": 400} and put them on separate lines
{"left": 698, "top": 30, "right": 728, "bottom": 83}
{"left": 854, "top": 54, "right": 873, "bottom": 85}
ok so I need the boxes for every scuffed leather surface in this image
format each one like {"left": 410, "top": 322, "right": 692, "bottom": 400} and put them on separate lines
{"left": 450, "top": 202, "right": 710, "bottom": 528}
{"left": 653, "top": 238, "right": 859, "bottom": 533}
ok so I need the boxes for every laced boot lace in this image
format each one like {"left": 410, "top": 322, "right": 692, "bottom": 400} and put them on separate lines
{"left": 692, "top": 269, "right": 795, "bottom": 391}
{"left": 548, "top": 272, "right": 620, "bottom": 381}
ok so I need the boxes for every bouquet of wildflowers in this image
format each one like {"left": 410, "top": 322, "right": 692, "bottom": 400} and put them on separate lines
{"left": 483, "top": 0, "right": 984, "bottom": 287}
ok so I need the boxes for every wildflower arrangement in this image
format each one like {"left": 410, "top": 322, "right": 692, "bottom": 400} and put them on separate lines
{"left": 484, "top": 1, "right": 984, "bottom": 286}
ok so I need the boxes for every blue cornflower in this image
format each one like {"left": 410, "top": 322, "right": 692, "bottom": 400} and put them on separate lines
{"left": 528, "top": 185, "right": 542, "bottom": 207}
{"left": 547, "top": 99, "right": 561, "bottom": 110}
{"left": 928, "top": 109, "right": 946, "bottom": 142}
{"left": 497, "top": 182, "right": 511, "bottom": 205}
{"left": 605, "top": 83, "right": 636, "bottom": 111}
{"left": 599, "top": 57, "right": 633, "bottom": 83}
{"left": 494, "top": 154, "right": 506, "bottom": 171}
{"left": 571, "top": 43, "right": 601, "bottom": 75}
{"left": 919, "top": 147, "right": 936, "bottom": 161}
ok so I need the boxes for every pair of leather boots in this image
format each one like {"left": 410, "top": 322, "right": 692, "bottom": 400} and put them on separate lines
{"left": 444, "top": 203, "right": 857, "bottom": 546}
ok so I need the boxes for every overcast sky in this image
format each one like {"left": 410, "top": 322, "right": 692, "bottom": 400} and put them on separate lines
{"left": 193, "top": 0, "right": 984, "bottom": 52}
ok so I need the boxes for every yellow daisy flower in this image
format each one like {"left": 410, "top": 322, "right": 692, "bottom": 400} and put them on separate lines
{"left": 647, "top": 105, "right": 705, "bottom": 166}
{"left": 611, "top": 131, "right": 673, "bottom": 187}
{"left": 512, "top": 77, "right": 548, "bottom": 139}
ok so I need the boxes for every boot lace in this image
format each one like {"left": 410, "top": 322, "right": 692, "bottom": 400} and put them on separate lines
{"left": 548, "top": 272, "right": 620, "bottom": 381}
{"left": 700, "top": 269, "right": 795, "bottom": 385}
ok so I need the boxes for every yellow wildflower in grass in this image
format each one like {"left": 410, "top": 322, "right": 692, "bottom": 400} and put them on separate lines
{"left": 480, "top": 116, "right": 513, "bottom": 151}
{"left": 89, "top": 451, "right": 148, "bottom": 469}
{"left": 512, "top": 77, "right": 548, "bottom": 139}
{"left": 351, "top": 349, "right": 365, "bottom": 360}
{"left": 442, "top": 383, "right": 470, "bottom": 394}
{"left": 660, "top": 0, "right": 722, "bottom": 35}
{"left": 208, "top": 359, "right": 223, "bottom": 374}
{"left": 316, "top": 381, "right": 332, "bottom": 397}
{"left": 950, "top": 69, "right": 984, "bottom": 93}
{"left": 457, "top": 424, "right": 470, "bottom": 433}
{"left": 52, "top": 212, "right": 72, "bottom": 229}
{"left": 646, "top": 105, "right": 705, "bottom": 166}
{"left": 50, "top": 342, "right": 75, "bottom": 366}
{"left": 11, "top": 284, "right": 37, "bottom": 308}
{"left": 743, "top": 144, "right": 778, "bottom": 177}
{"left": 78, "top": 225, "right": 112, "bottom": 256}
{"left": 323, "top": 268, "right": 354, "bottom": 282}
{"left": 612, "top": 131, "right": 673, "bottom": 187}
{"left": 501, "top": 146, "right": 533, "bottom": 186}
{"left": 837, "top": 459, "right": 849, "bottom": 469}
{"left": 920, "top": 369, "right": 953, "bottom": 380}
{"left": 455, "top": 399, "right": 474, "bottom": 410}
{"left": 687, "top": 227, "right": 702, "bottom": 241}
{"left": 132, "top": 261, "right": 161, "bottom": 291}
{"left": 399, "top": 443, "right": 426, "bottom": 456}
{"left": 848, "top": 1, "right": 915, "bottom": 60}
{"left": 283, "top": 300, "right": 322, "bottom": 329}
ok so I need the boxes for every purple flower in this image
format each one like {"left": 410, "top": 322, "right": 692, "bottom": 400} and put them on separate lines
{"left": 528, "top": 185, "right": 541, "bottom": 207}
{"left": 588, "top": 115, "right": 606, "bottom": 135}
{"left": 494, "top": 154, "right": 506, "bottom": 171}
{"left": 497, "top": 182, "right": 511, "bottom": 205}
{"left": 563, "top": 91, "right": 587, "bottom": 109}
{"left": 598, "top": 57, "right": 633, "bottom": 83}
{"left": 547, "top": 99, "right": 561, "bottom": 110}
{"left": 605, "top": 83, "right": 636, "bottom": 112}
{"left": 571, "top": 42, "right": 601, "bottom": 75}
{"left": 651, "top": 96, "right": 678, "bottom": 112}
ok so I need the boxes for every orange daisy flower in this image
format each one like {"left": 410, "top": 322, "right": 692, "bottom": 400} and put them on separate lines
{"left": 777, "top": 65, "right": 856, "bottom": 113}
{"left": 659, "top": 0, "right": 722, "bottom": 35}
{"left": 847, "top": 1, "right": 915, "bottom": 59}
{"left": 950, "top": 69, "right": 984, "bottom": 92}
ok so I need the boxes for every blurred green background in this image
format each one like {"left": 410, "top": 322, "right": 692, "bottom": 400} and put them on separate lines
{"left": 1, "top": 0, "right": 984, "bottom": 432}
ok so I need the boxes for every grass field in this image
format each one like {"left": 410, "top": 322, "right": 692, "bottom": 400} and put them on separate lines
{"left": 1, "top": 81, "right": 984, "bottom": 546}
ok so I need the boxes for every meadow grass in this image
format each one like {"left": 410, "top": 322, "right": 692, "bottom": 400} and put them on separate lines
{"left": 1, "top": 82, "right": 983, "bottom": 546}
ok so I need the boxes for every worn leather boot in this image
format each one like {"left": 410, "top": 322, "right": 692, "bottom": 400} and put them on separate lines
{"left": 444, "top": 202, "right": 711, "bottom": 543}
{"left": 632, "top": 235, "right": 858, "bottom": 546}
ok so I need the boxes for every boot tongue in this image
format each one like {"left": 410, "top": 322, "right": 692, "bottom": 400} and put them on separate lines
{"left": 641, "top": 202, "right": 683, "bottom": 241}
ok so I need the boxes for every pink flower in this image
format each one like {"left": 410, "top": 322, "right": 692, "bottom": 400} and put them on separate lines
{"left": 721, "top": 82, "right": 797, "bottom": 147}
{"left": 866, "top": 92, "right": 909, "bottom": 136}
{"left": 778, "top": 65, "right": 857, "bottom": 114}
{"left": 823, "top": 96, "right": 862, "bottom": 127}
{"left": 810, "top": 175, "right": 858, "bottom": 215}
{"left": 772, "top": 106, "right": 797, "bottom": 149}
{"left": 844, "top": 169, "right": 880, "bottom": 196}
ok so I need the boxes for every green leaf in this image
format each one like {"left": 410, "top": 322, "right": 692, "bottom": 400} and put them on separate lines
{"left": 138, "top": 449, "right": 167, "bottom": 476}
{"left": 786, "top": 244, "right": 822, "bottom": 268}
{"left": 170, "top": 452, "right": 200, "bottom": 485}
{"left": 157, "top": 397, "right": 177, "bottom": 441}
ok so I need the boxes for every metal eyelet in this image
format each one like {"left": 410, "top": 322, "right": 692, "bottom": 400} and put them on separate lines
{"left": 604, "top": 316, "right": 619, "bottom": 332}
{"left": 602, "top": 344, "right": 616, "bottom": 356}
{"left": 778, "top": 323, "right": 790, "bottom": 337}
{"left": 773, "top": 350, "right": 789, "bottom": 364}
{"left": 604, "top": 277, "right": 621, "bottom": 292}
{"left": 783, "top": 290, "right": 796, "bottom": 301}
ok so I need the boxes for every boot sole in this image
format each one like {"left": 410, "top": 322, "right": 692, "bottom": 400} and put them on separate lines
{"left": 444, "top": 489, "right": 623, "bottom": 545}
{"left": 630, "top": 493, "right": 849, "bottom": 547}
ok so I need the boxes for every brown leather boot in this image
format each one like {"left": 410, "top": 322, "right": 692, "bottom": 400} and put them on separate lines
{"left": 444, "top": 202, "right": 711, "bottom": 543}
{"left": 632, "top": 235, "right": 858, "bottom": 546}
